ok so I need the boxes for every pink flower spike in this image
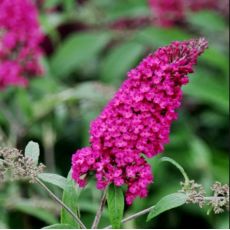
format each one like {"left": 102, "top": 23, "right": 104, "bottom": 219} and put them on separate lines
{"left": 72, "top": 38, "right": 208, "bottom": 204}
{"left": 149, "top": 0, "right": 229, "bottom": 27}
{"left": 0, "top": 0, "right": 44, "bottom": 90}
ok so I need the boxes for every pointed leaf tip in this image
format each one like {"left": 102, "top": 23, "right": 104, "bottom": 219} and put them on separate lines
{"left": 147, "top": 193, "right": 187, "bottom": 222}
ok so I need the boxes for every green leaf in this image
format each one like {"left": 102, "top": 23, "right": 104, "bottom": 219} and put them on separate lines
{"left": 38, "top": 173, "right": 67, "bottom": 190}
{"left": 147, "top": 193, "right": 187, "bottom": 221}
{"left": 100, "top": 42, "right": 145, "bottom": 85}
{"left": 33, "top": 82, "right": 114, "bottom": 119}
{"left": 51, "top": 32, "right": 112, "bottom": 77}
{"left": 105, "top": 1, "right": 150, "bottom": 22}
{"left": 61, "top": 170, "right": 81, "bottom": 228}
{"left": 63, "top": 0, "right": 77, "bottom": 13}
{"left": 189, "top": 137, "right": 212, "bottom": 171}
{"left": 40, "top": 14, "right": 65, "bottom": 35}
{"left": 200, "top": 47, "right": 229, "bottom": 74}
{"left": 183, "top": 69, "right": 229, "bottom": 114}
{"left": 13, "top": 202, "right": 57, "bottom": 224}
{"left": 107, "top": 184, "right": 124, "bottom": 229}
{"left": 161, "top": 157, "right": 189, "bottom": 183}
{"left": 187, "top": 11, "right": 227, "bottom": 32}
{"left": 24, "top": 141, "right": 40, "bottom": 165}
{"left": 134, "top": 27, "right": 191, "bottom": 47}
{"left": 43, "top": 224, "right": 75, "bottom": 229}
{"left": 0, "top": 159, "right": 4, "bottom": 166}
{"left": 44, "top": 0, "right": 61, "bottom": 8}
{"left": 14, "top": 88, "right": 33, "bottom": 122}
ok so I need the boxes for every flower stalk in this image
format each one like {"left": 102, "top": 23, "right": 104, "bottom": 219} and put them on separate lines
{"left": 91, "top": 187, "right": 108, "bottom": 229}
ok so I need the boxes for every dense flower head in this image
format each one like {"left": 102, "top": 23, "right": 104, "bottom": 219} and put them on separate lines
{"left": 149, "top": 0, "right": 185, "bottom": 27}
{"left": 0, "top": 0, "right": 43, "bottom": 89}
{"left": 72, "top": 38, "right": 208, "bottom": 205}
{"left": 149, "top": 0, "right": 229, "bottom": 27}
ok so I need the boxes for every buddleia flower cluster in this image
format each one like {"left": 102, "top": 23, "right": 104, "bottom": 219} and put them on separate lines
{"left": 0, "top": 0, "right": 43, "bottom": 89}
{"left": 149, "top": 0, "right": 229, "bottom": 27}
{"left": 72, "top": 38, "right": 208, "bottom": 205}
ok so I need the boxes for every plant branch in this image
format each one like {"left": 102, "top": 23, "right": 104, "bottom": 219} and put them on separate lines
{"left": 104, "top": 195, "right": 229, "bottom": 229}
{"left": 104, "top": 206, "right": 154, "bottom": 229}
{"left": 92, "top": 187, "right": 108, "bottom": 229}
{"left": 35, "top": 178, "right": 86, "bottom": 229}
{"left": 204, "top": 196, "right": 226, "bottom": 201}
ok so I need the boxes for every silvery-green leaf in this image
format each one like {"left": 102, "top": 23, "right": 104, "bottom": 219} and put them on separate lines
{"left": 25, "top": 141, "right": 40, "bottom": 165}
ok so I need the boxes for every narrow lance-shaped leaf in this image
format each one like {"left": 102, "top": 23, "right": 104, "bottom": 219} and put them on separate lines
{"left": 38, "top": 173, "right": 67, "bottom": 190}
{"left": 43, "top": 224, "right": 75, "bottom": 229}
{"left": 183, "top": 69, "right": 229, "bottom": 114}
{"left": 107, "top": 184, "right": 124, "bottom": 229}
{"left": 147, "top": 193, "right": 187, "bottom": 221}
{"left": 100, "top": 42, "right": 145, "bottom": 85}
{"left": 161, "top": 157, "right": 189, "bottom": 184}
{"left": 25, "top": 141, "right": 40, "bottom": 165}
{"left": 61, "top": 170, "right": 81, "bottom": 228}
{"left": 51, "top": 32, "right": 112, "bottom": 77}
{"left": 33, "top": 82, "right": 114, "bottom": 120}
{"left": 13, "top": 202, "right": 57, "bottom": 225}
{"left": 134, "top": 27, "right": 191, "bottom": 47}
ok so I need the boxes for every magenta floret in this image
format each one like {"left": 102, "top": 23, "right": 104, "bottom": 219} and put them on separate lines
{"left": 72, "top": 38, "right": 208, "bottom": 204}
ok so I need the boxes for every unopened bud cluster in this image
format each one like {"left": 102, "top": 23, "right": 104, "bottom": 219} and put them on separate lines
{"left": 180, "top": 180, "right": 229, "bottom": 214}
{"left": 0, "top": 147, "right": 45, "bottom": 184}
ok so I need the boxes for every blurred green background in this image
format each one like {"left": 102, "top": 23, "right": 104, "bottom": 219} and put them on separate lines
{"left": 0, "top": 0, "right": 229, "bottom": 228}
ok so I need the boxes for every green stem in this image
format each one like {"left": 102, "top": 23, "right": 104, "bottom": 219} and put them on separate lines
{"left": 35, "top": 178, "right": 86, "bottom": 229}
